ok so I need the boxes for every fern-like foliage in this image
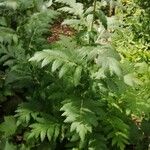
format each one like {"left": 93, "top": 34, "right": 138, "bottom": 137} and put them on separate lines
{"left": 0, "top": 0, "right": 58, "bottom": 87}
{"left": 20, "top": 9, "right": 58, "bottom": 53}
{"left": 30, "top": 36, "right": 87, "bottom": 85}
{"left": 29, "top": 36, "right": 124, "bottom": 86}
{"left": 29, "top": 32, "right": 144, "bottom": 149}
{"left": 0, "top": 116, "right": 17, "bottom": 137}
{"left": 55, "top": 0, "right": 109, "bottom": 45}
{"left": 60, "top": 100, "right": 98, "bottom": 141}
{"left": 0, "top": 0, "right": 149, "bottom": 150}
{"left": 28, "top": 118, "right": 60, "bottom": 142}
{"left": 56, "top": 0, "right": 84, "bottom": 17}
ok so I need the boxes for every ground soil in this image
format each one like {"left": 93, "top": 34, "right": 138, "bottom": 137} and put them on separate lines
{"left": 47, "top": 21, "right": 75, "bottom": 43}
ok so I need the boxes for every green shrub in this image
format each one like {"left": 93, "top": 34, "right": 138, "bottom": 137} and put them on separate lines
{"left": 0, "top": 0, "right": 149, "bottom": 150}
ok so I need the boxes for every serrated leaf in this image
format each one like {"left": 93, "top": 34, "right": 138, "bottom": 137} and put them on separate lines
{"left": 56, "top": 0, "right": 83, "bottom": 17}
{"left": 0, "top": 55, "right": 10, "bottom": 63}
{"left": 47, "top": 127, "right": 54, "bottom": 141}
{"left": 3, "top": 59, "right": 14, "bottom": 66}
{"left": 96, "top": 56, "right": 122, "bottom": 77}
{"left": 51, "top": 60, "right": 63, "bottom": 72}
{"left": 74, "top": 66, "right": 82, "bottom": 86}
{"left": 108, "top": 57, "right": 122, "bottom": 77}
{"left": 77, "top": 123, "right": 88, "bottom": 141}
{"left": 55, "top": 0, "right": 76, "bottom": 5}
{"left": 41, "top": 57, "right": 51, "bottom": 67}
{"left": 61, "top": 102, "right": 79, "bottom": 122}
{"left": 124, "top": 74, "right": 141, "bottom": 86}
{"left": 29, "top": 52, "right": 45, "bottom": 62}
{"left": 13, "top": 34, "right": 18, "bottom": 44}
{"left": 59, "top": 64, "right": 69, "bottom": 78}
{"left": 58, "top": 7, "right": 74, "bottom": 14}
{"left": 61, "top": 101, "right": 98, "bottom": 142}
{"left": 27, "top": 132, "right": 35, "bottom": 140}
{"left": 53, "top": 125, "right": 60, "bottom": 141}
{"left": 45, "top": 0, "right": 53, "bottom": 7}
{"left": 84, "top": 6, "right": 93, "bottom": 15}
{"left": 0, "top": 116, "right": 17, "bottom": 137}
{"left": 40, "top": 130, "right": 46, "bottom": 142}
{"left": 70, "top": 122, "right": 92, "bottom": 141}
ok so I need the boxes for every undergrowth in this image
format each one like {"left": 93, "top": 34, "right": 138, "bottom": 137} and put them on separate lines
{"left": 0, "top": 0, "right": 149, "bottom": 150}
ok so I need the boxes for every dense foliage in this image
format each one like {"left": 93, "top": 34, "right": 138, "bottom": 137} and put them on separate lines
{"left": 0, "top": 0, "right": 149, "bottom": 150}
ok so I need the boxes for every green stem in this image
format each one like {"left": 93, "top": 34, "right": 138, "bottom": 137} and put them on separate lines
{"left": 91, "top": 0, "right": 97, "bottom": 31}
{"left": 80, "top": 99, "right": 83, "bottom": 115}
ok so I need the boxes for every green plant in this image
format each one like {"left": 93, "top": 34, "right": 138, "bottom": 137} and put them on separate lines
{"left": 0, "top": 0, "right": 150, "bottom": 150}
{"left": 111, "top": 1, "right": 150, "bottom": 149}
{"left": 55, "top": 0, "right": 110, "bottom": 45}
{"left": 0, "top": 0, "right": 58, "bottom": 144}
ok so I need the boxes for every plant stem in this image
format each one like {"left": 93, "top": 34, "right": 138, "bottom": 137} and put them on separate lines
{"left": 91, "top": 0, "right": 97, "bottom": 31}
